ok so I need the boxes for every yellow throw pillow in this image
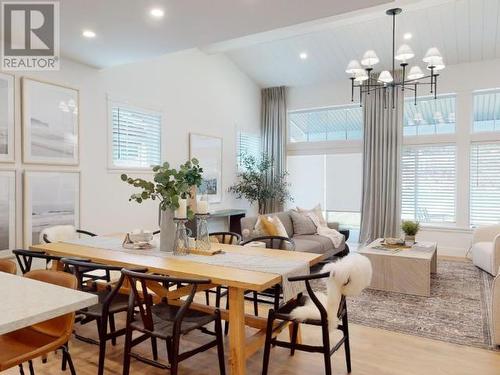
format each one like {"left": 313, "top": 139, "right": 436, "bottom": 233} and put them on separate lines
{"left": 260, "top": 215, "right": 279, "bottom": 236}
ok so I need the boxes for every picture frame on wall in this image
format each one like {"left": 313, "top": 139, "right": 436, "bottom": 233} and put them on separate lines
{"left": 0, "top": 171, "right": 16, "bottom": 251}
{"left": 22, "top": 78, "right": 79, "bottom": 165}
{"left": 0, "top": 72, "right": 15, "bottom": 162}
{"left": 23, "top": 170, "right": 80, "bottom": 247}
{"left": 189, "top": 133, "right": 223, "bottom": 203}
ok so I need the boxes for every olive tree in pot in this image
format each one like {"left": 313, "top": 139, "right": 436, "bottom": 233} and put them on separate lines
{"left": 228, "top": 154, "right": 291, "bottom": 214}
{"left": 121, "top": 158, "right": 203, "bottom": 252}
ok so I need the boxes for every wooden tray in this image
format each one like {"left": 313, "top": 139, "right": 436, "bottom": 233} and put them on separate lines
{"left": 380, "top": 242, "right": 411, "bottom": 249}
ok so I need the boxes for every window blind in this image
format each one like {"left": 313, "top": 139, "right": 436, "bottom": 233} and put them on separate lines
{"left": 111, "top": 104, "right": 162, "bottom": 168}
{"left": 470, "top": 142, "right": 500, "bottom": 226}
{"left": 237, "top": 131, "right": 261, "bottom": 165}
{"left": 401, "top": 145, "right": 456, "bottom": 223}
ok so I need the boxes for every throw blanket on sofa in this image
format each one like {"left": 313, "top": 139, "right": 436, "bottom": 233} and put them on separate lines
{"left": 306, "top": 212, "right": 343, "bottom": 248}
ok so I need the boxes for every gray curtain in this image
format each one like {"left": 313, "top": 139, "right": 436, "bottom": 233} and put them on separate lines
{"left": 359, "top": 76, "right": 403, "bottom": 244}
{"left": 261, "top": 86, "right": 287, "bottom": 213}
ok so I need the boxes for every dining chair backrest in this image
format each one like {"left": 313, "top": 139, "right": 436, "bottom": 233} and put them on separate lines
{"left": 209, "top": 231, "right": 242, "bottom": 245}
{"left": 13, "top": 249, "right": 64, "bottom": 274}
{"left": 241, "top": 235, "right": 296, "bottom": 251}
{"left": 0, "top": 259, "right": 16, "bottom": 274}
{"left": 24, "top": 270, "right": 78, "bottom": 338}
{"left": 121, "top": 269, "right": 210, "bottom": 333}
{"left": 41, "top": 225, "right": 97, "bottom": 244}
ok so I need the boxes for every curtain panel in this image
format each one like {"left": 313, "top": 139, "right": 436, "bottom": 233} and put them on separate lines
{"left": 261, "top": 86, "right": 287, "bottom": 213}
{"left": 359, "top": 75, "right": 403, "bottom": 244}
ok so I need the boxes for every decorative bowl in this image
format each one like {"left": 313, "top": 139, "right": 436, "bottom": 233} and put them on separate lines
{"left": 384, "top": 237, "right": 404, "bottom": 245}
{"left": 129, "top": 230, "right": 153, "bottom": 243}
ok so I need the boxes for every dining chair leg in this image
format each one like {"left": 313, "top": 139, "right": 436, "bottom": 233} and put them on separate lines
{"left": 322, "top": 325, "right": 332, "bottom": 375}
{"left": 28, "top": 360, "right": 34, "bottom": 375}
{"left": 151, "top": 337, "right": 158, "bottom": 361}
{"left": 215, "top": 286, "right": 222, "bottom": 308}
{"left": 343, "top": 312, "right": 352, "bottom": 373}
{"left": 170, "top": 335, "right": 181, "bottom": 375}
{"left": 109, "top": 314, "right": 117, "bottom": 346}
{"left": 290, "top": 322, "right": 299, "bottom": 356}
{"left": 97, "top": 317, "right": 108, "bottom": 375}
{"left": 224, "top": 296, "right": 230, "bottom": 335}
{"left": 205, "top": 290, "right": 210, "bottom": 305}
{"left": 261, "top": 309, "right": 275, "bottom": 375}
{"left": 62, "top": 345, "right": 76, "bottom": 375}
{"left": 122, "top": 327, "right": 133, "bottom": 375}
{"left": 18, "top": 364, "right": 24, "bottom": 375}
{"left": 252, "top": 291, "right": 259, "bottom": 316}
{"left": 62, "top": 345, "right": 67, "bottom": 371}
{"left": 215, "top": 312, "right": 226, "bottom": 375}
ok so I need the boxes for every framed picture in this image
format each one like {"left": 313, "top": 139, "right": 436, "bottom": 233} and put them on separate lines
{"left": 24, "top": 171, "right": 80, "bottom": 246}
{"left": 0, "top": 73, "right": 15, "bottom": 162}
{"left": 22, "top": 78, "right": 79, "bottom": 165}
{"left": 189, "top": 133, "right": 223, "bottom": 203}
{"left": 0, "top": 171, "right": 16, "bottom": 251}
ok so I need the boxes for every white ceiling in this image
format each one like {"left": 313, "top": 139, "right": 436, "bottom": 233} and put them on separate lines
{"left": 58, "top": 0, "right": 389, "bottom": 68}
{"left": 224, "top": 0, "right": 500, "bottom": 87}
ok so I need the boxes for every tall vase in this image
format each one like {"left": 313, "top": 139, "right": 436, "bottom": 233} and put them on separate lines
{"left": 160, "top": 209, "right": 176, "bottom": 252}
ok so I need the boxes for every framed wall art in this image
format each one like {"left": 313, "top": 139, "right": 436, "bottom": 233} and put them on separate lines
{"left": 0, "top": 170, "right": 16, "bottom": 251}
{"left": 24, "top": 170, "right": 80, "bottom": 246}
{"left": 0, "top": 72, "right": 15, "bottom": 162}
{"left": 22, "top": 78, "right": 79, "bottom": 165}
{"left": 189, "top": 133, "right": 223, "bottom": 203}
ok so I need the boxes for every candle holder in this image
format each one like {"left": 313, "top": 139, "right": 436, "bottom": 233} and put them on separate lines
{"left": 195, "top": 213, "right": 211, "bottom": 251}
{"left": 173, "top": 218, "right": 189, "bottom": 256}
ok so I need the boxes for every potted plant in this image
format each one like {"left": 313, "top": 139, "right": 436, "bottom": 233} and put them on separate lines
{"left": 121, "top": 158, "right": 203, "bottom": 252}
{"left": 229, "top": 154, "right": 291, "bottom": 214}
{"left": 401, "top": 220, "right": 420, "bottom": 246}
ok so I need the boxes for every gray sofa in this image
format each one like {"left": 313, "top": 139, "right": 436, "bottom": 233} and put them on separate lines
{"left": 240, "top": 210, "right": 346, "bottom": 258}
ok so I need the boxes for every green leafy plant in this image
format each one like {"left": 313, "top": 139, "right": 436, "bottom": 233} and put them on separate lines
{"left": 229, "top": 154, "right": 292, "bottom": 214}
{"left": 121, "top": 158, "right": 203, "bottom": 219}
{"left": 401, "top": 220, "right": 420, "bottom": 236}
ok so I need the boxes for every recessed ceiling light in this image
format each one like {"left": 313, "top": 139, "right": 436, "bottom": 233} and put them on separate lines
{"left": 403, "top": 32, "right": 412, "bottom": 40}
{"left": 150, "top": 8, "right": 165, "bottom": 18}
{"left": 299, "top": 52, "right": 308, "bottom": 60}
{"left": 82, "top": 30, "right": 96, "bottom": 38}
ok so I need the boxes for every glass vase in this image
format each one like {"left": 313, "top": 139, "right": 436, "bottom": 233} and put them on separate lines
{"left": 196, "top": 214, "right": 211, "bottom": 251}
{"left": 173, "top": 219, "right": 189, "bottom": 256}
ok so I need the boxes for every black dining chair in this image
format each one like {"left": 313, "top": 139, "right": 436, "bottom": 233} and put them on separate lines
{"left": 240, "top": 236, "right": 296, "bottom": 316}
{"left": 121, "top": 269, "right": 226, "bottom": 375}
{"left": 61, "top": 258, "right": 149, "bottom": 375}
{"left": 204, "top": 232, "right": 243, "bottom": 307}
{"left": 42, "top": 229, "right": 97, "bottom": 244}
{"left": 12, "top": 249, "right": 64, "bottom": 274}
{"left": 261, "top": 271, "right": 351, "bottom": 375}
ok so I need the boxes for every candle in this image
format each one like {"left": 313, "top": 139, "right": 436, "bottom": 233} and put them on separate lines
{"left": 197, "top": 200, "right": 209, "bottom": 214}
{"left": 175, "top": 198, "right": 187, "bottom": 218}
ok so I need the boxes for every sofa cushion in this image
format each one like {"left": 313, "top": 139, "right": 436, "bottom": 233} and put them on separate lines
{"left": 293, "top": 234, "right": 335, "bottom": 252}
{"left": 292, "top": 238, "right": 325, "bottom": 254}
{"left": 289, "top": 210, "right": 317, "bottom": 235}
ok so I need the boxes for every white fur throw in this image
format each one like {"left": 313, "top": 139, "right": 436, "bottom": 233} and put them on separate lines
{"left": 39, "top": 225, "right": 78, "bottom": 244}
{"left": 290, "top": 253, "right": 372, "bottom": 328}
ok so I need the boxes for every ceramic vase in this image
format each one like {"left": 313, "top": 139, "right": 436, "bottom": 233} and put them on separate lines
{"left": 160, "top": 209, "right": 176, "bottom": 252}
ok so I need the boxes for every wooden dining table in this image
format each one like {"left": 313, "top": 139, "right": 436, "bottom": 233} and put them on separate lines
{"left": 31, "top": 236, "right": 323, "bottom": 375}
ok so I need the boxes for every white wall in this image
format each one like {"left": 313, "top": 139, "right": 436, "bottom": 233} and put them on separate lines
{"left": 287, "top": 58, "right": 500, "bottom": 257}
{"left": 0, "top": 48, "right": 261, "bottom": 251}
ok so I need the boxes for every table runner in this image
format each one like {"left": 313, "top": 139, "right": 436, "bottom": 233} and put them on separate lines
{"left": 62, "top": 236, "right": 308, "bottom": 302}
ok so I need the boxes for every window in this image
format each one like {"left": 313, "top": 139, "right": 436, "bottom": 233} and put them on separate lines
{"left": 473, "top": 90, "right": 500, "bottom": 133}
{"left": 401, "top": 145, "right": 456, "bottom": 224}
{"left": 109, "top": 101, "right": 162, "bottom": 169}
{"left": 288, "top": 105, "right": 363, "bottom": 143}
{"left": 470, "top": 142, "right": 500, "bottom": 226}
{"left": 237, "top": 131, "right": 261, "bottom": 166}
{"left": 404, "top": 94, "right": 456, "bottom": 136}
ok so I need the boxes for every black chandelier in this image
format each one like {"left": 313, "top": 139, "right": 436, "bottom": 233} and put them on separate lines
{"left": 346, "top": 8, "right": 445, "bottom": 108}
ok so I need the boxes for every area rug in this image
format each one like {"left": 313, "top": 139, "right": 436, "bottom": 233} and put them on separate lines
{"left": 311, "top": 259, "right": 496, "bottom": 350}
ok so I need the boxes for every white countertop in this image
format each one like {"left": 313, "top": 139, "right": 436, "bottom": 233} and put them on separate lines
{"left": 0, "top": 271, "right": 98, "bottom": 335}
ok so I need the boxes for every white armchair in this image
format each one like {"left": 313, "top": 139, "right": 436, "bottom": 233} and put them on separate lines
{"left": 471, "top": 224, "right": 500, "bottom": 276}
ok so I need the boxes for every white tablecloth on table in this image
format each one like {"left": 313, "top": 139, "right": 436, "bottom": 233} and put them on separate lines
{"left": 63, "top": 236, "right": 308, "bottom": 302}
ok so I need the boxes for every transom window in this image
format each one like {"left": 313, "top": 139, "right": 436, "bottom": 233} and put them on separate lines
{"left": 473, "top": 89, "right": 500, "bottom": 133}
{"left": 288, "top": 105, "right": 363, "bottom": 143}
{"left": 108, "top": 100, "right": 162, "bottom": 169}
{"left": 404, "top": 94, "right": 456, "bottom": 136}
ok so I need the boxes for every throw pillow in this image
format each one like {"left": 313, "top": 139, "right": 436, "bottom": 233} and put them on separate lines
{"left": 297, "top": 204, "right": 327, "bottom": 227}
{"left": 290, "top": 210, "right": 317, "bottom": 235}
{"left": 258, "top": 215, "right": 289, "bottom": 237}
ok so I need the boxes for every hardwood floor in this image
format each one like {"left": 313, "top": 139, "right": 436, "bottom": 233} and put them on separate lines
{"left": 4, "top": 298, "right": 500, "bottom": 375}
